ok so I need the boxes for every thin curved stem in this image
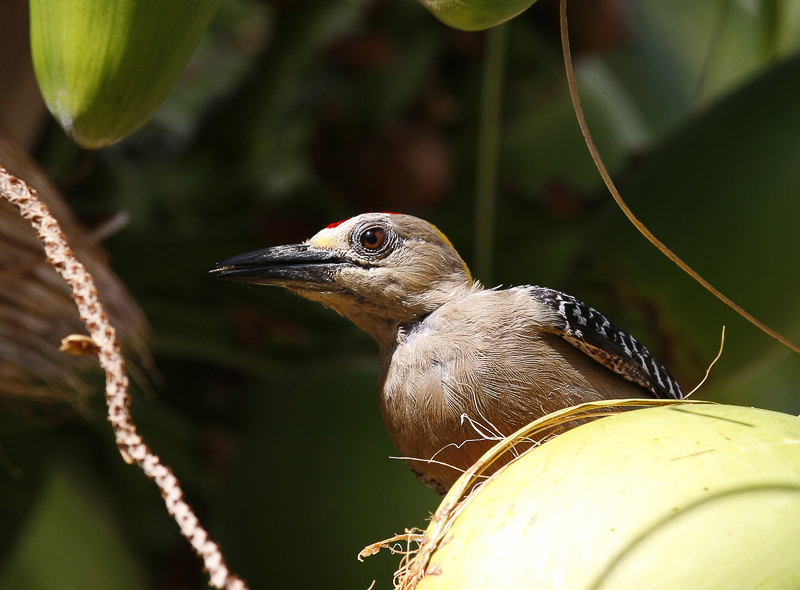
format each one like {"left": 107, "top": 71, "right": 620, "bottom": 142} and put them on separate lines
{"left": 559, "top": 0, "right": 800, "bottom": 356}
{"left": 474, "top": 23, "right": 508, "bottom": 286}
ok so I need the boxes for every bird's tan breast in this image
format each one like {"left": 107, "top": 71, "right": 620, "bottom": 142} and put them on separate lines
{"left": 378, "top": 289, "right": 643, "bottom": 492}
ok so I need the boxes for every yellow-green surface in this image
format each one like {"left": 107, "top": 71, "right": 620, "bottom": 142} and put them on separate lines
{"left": 0, "top": 466, "right": 146, "bottom": 590}
{"left": 30, "top": 0, "right": 221, "bottom": 148}
{"left": 418, "top": 405, "right": 800, "bottom": 589}
{"left": 417, "top": 0, "right": 538, "bottom": 31}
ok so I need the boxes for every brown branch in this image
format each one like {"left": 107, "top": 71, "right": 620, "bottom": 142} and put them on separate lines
{"left": 558, "top": 0, "right": 800, "bottom": 356}
{"left": 0, "top": 165, "right": 247, "bottom": 590}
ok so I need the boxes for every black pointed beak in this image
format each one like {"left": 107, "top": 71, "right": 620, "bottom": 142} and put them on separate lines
{"left": 212, "top": 244, "right": 352, "bottom": 286}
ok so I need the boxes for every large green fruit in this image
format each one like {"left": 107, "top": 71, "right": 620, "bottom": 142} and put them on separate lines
{"left": 417, "top": 0, "right": 538, "bottom": 31}
{"left": 413, "top": 404, "right": 800, "bottom": 589}
{"left": 29, "top": 0, "right": 221, "bottom": 149}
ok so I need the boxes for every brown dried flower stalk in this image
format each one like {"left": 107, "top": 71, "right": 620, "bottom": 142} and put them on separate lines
{"left": 0, "top": 165, "right": 247, "bottom": 590}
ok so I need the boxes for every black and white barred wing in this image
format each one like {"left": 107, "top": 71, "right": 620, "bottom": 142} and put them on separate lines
{"left": 527, "top": 286, "right": 683, "bottom": 399}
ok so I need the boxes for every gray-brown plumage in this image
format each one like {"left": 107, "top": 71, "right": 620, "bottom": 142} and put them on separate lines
{"left": 214, "top": 212, "right": 683, "bottom": 493}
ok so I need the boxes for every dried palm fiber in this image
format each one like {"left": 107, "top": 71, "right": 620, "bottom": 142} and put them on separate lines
{"left": 0, "top": 129, "right": 149, "bottom": 406}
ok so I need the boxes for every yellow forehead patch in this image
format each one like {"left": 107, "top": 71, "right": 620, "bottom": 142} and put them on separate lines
{"left": 308, "top": 231, "right": 337, "bottom": 249}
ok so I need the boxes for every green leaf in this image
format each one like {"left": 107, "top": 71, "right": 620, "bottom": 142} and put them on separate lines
{"left": 30, "top": 0, "right": 222, "bottom": 149}
{"left": 417, "top": 0, "right": 538, "bottom": 31}
{"left": 600, "top": 51, "right": 800, "bottom": 406}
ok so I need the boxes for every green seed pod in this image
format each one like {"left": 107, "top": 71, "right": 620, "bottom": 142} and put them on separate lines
{"left": 29, "top": 0, "right": 221, "bottom": 149}
{"left": 413, "top": 404, "right": 800, "bottom": 589}
{"left": 417, "top": 0, "right": 537, "bottom": 31}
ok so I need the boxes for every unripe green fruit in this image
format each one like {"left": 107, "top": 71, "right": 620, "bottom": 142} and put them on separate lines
{"left": 417, "top": 0, "right": 537, "bottom": 31}
{"left": 415, "top": 404, "right": 800, "bottom": 589}
{"left": 29, "top": 0, "right": 221, "bottom": 149}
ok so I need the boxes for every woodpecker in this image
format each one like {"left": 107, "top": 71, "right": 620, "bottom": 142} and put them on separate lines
{"left": 214, "top": 212, "right": 683, "bottom": 493}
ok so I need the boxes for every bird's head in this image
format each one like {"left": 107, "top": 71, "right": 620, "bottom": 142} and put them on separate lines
{"left": 213, "top": 213, "right": 474, "bottom": 345}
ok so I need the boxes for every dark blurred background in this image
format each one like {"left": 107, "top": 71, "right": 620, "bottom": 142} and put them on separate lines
{"left": 2, "top": 0, "right": 800, "bottom": 588}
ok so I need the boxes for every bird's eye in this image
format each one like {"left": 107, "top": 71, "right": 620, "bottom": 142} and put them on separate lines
{"left": 361, "top": 228, "right": 385, "bottom": 250}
